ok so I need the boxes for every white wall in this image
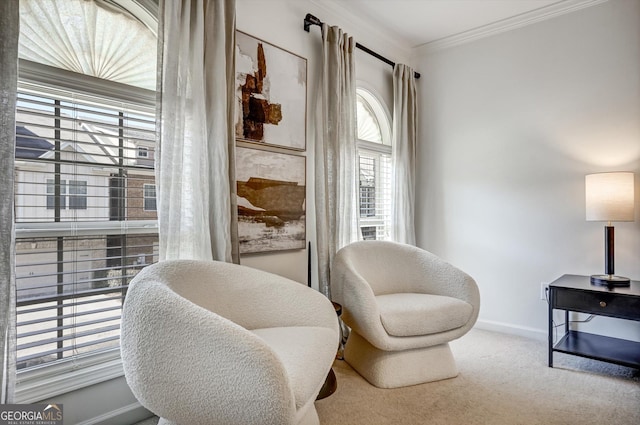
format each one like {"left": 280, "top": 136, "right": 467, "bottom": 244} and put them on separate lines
{"left": 416, "top": 0, "right": 640, "bottom": 340}
{"left": 236, "top": 0, "right": 408, "bottom": 287}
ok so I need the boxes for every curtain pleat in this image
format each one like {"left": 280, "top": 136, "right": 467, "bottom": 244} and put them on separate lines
{"left": 0, "top": 0, "right": 19, "bottom": 404}
{"left": 156, "top": 0, "right": 238, "bottom": 263}
{"left": 392, "top": 64, "right": 418, "bottom": 245}
{"left": 315, "top": 24, "right": 358, "bottom": 298}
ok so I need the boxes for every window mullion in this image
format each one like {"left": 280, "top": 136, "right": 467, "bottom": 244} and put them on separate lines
{"left": 15, "top": 79, "right": 158, "bottom": 381}
{"left": 53, "top": 99, "right": 65, "bottom": 361}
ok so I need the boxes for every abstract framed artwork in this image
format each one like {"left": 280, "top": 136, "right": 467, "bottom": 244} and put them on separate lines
{"left": 236, "top": 145, "right": 306, "bottom": 254}
{"left": 235, "top": 30, "right": 307, "bottom": 151}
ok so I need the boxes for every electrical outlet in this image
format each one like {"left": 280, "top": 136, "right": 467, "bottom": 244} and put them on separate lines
{"left": 540, "top": 282, "right": 549, "bottom": 300}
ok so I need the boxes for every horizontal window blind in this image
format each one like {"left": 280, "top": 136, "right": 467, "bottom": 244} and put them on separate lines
{"left": 358, "top": 146, "right": 392, "bottom": 241}
{"left": 14, "top": 79, "right": 158, "bottom": 370}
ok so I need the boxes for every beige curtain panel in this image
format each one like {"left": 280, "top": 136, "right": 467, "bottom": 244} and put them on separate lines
{"left": 314, "top": 24, "right": 359, "bottom": 298}
{"left": 392, "top": 63, "right": 418, "bottom": 245}
{"left": 156, "top": 0, "right": 239, "bottom": 262}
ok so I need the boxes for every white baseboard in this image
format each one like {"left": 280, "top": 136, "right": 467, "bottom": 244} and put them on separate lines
{"left": 474, "top": 319, "right": 547, "bottom": 341}
{"left": 76, "top": 401, "right": 152, "bottom": 425}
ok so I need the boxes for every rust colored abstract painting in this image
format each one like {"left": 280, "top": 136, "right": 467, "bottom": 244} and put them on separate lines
{"left": 235, "top": 31, "right": 307, "bottom": 151}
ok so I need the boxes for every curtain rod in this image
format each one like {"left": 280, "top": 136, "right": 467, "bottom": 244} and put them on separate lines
{"left": 303, "top": 13, "right": 421, "bottom": 79}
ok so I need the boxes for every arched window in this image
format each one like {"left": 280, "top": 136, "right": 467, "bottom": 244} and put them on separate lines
{"left": 19, "top": 0, "right": 157, "bottom": 89}
{"left": 14, "top": 0, "right": 158, "bottom": 400}
{"left": 356, "top": 88, "right": 392, "bottom": 241}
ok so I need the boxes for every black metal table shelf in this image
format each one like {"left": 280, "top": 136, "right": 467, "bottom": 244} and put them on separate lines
{"left": 553, "top": 330, "right": 640, "bottom": 369}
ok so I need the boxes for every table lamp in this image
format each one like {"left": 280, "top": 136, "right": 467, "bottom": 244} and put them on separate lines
{"left": 585, "top": 172, "right": 635, "bottom": 286}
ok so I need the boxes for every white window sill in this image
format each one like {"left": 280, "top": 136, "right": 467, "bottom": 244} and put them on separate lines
{"left": 15, "top": 349, "right": 125, "bottom": 403}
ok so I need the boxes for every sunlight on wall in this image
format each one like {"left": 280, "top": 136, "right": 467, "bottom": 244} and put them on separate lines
{"left": 553, "top": 130, "right": 640, "bottom": 168}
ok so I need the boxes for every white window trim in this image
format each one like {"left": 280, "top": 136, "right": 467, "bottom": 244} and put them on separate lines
{"left": 358, "top": 138, "right": 392, "bottom": 154}
{"left": 15, "top": 220, "right": 158, "bottom": 238}
{"left": 15, "top": 59, "right": 157, "bottom": 401}
{"left": 143, "top": 183, "right": 157, "bottom": 211}
{"left": 19, "top": 59, "right": 156, "bottom": 107}
{"left": 356, "top": 85, "right": 392, "bottom": 241}
{"left": 356, "top": 83, "right": 392, "bottom": 146}
{"left": 109, "top": 0, "right": 158, "bottom": 36}
{"left": 15, "top": 349, "right": 124, "bottom": 404}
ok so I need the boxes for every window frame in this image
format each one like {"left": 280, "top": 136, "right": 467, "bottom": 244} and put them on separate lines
{"left": 143, "top": 183, "right": 157, "bottom": 212}
{"left": 14, "top": 59, "right": 158, "bottom": 403}
{"left": 355, "top": 86, "right": 392, "bottom": 241}
{"left": 137, "top": 146, "right": 149, "bottom": 158}
{"left": 45, "top": 178, "right": 66, "bottom": 210}
{"left": 67, "top": 179, "right": 88, "bottom": 210}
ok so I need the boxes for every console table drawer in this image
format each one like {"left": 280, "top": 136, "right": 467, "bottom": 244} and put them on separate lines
{"left": 553, "top": 288, "right": 640, "bottom": 321}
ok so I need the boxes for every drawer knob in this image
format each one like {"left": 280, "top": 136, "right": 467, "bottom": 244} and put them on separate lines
{"left": 599, "top": 301, "right": 607, "bottom": 308}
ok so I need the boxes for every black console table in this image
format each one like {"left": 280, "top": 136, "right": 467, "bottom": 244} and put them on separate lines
{"left": 548, "top": 274, "right": 640, "bottom": 369}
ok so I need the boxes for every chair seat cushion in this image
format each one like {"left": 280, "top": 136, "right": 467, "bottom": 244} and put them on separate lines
{"left": 251, "top": 326, "right": 337, "bottom": 409}
{"left": 376, "top": 293, "right": 473, "bottom": 337}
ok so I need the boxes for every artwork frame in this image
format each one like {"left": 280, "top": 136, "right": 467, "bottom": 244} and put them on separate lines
{"left": 236, "top": 145, "right": 306, "bottom": 254}
{"left": 235, "top": 30, "right": 307, "bottom": 151}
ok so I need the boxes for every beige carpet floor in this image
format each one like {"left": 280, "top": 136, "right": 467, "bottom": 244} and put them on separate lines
{"left": 135, "top": 328, "right": 639, "bottom": 425}
{"left": 316, "top": 328, "right": 640, "bottom": 425}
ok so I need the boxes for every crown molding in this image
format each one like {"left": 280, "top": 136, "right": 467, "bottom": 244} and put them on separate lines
{"left": 418, "top": 0, "right": 609, "bottom": 53}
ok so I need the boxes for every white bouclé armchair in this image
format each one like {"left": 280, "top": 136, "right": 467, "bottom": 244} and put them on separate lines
{"left": 121, "top": 260, "right": 339, "bottom": 425}
{"left": 332, "top": 241, "right": 480, "bottom": 388}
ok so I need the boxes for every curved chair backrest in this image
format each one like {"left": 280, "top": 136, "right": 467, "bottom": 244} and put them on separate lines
{"left": 332, "top": 241, "right": 480, "bottom": 355}
{"left": 121, "top": 260, "right": 299, "bottom": 425}
{"left": 333, "top": 240, "right": 472, "bottom": 297}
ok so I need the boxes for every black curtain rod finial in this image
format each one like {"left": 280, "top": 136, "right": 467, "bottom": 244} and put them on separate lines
{"left": 304, "top": 13, "right": 323, "bottom": 32}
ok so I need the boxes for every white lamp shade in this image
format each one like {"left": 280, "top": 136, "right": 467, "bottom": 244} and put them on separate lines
{"left": 585, "top": 172, "right": 635, "bottom": 222}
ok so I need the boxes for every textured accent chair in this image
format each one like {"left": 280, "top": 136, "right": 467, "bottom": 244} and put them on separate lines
{"left": 332, "top": 241, "right": 480, "bottom": 388}
{"left": 121, "top": 260, "right": 339, "bottom": 425}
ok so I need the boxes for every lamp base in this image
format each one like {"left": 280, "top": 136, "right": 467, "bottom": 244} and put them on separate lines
{"left": 590, "top": 274, "right": 630, "bottom": 287}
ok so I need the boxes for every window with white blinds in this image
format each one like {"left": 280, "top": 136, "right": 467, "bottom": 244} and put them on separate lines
{"left": 358, "top": 149, "right": 392, "bottom": 240}
{"left": 356, "top": 89, "right": 392, "bottom": 241}
{"left": 14, "top": 68, "right": 158, "bottom": 371}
